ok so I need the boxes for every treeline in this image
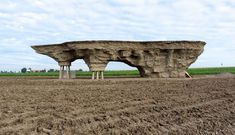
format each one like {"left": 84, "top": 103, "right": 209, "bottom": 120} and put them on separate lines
{"left": 0, "top": 71, "right": 18, "bottom": 73}
{"left": 20, "top": 68, "right": 83, "bottom": 73}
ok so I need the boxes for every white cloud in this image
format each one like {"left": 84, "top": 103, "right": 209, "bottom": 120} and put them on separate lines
{"left": 0, "top": 0, "right": 235, "bottom": 71}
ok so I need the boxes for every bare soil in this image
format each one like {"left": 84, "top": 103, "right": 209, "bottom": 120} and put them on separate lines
{"left": 0, "top": 77, "right": 234, "bottom": 135}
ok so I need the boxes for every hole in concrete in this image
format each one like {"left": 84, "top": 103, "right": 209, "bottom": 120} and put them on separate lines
{"left": 71, "top": 59, "right": 90, "bottom": 78}
{"left": 105, "top": 61, "right": 140, "bottom": 78}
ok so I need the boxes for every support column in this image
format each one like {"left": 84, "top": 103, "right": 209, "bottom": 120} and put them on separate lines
{"left": 58, "top": 61, "right": 71, "bottom": 79}
{"left": 91, "top": 71, "right": 104, "bottom": 80}
{"left": 92, "top": 72, "right": 95, "bottom": 80}
{"left": 62, "top": 66, "right": 65, "bottom": 78}
{"left": 65, "top": 66, "right": 71, "bottom": 79}
{"left": 65, "top": 66, "right": 67, "bottom": 79}
{"left": 96, "top": 71, "right": 99, "bottom": 80}
{"left": 101, "top": 71, "right": 104, "bottom": 80}
{"left": 59, "top": 66, "right": 63, "bottom": 79}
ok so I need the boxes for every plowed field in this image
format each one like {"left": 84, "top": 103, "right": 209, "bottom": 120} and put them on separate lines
{"left": 0, "top": 77, "right": 234, "bottom": 134}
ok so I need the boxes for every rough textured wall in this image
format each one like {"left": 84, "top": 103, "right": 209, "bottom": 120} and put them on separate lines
{"left": 32, "top": 40, "right": 205, "bottom": 78}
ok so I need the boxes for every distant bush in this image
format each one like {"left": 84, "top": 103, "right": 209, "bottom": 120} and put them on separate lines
{"left": 48, "top": 69, "right": 55, "bottom": 72}
{"left": 40, "top": 69, "right": 46, "bottom": 72}
{"left": 21, "top": 68, "right": 27, "bottom": 73}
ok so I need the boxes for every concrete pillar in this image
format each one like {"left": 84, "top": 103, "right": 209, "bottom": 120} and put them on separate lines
{"left": 65, "top": 66, "right": 67, "bottom": 79}
{"left": 101, "top": 71, "right": 104, "bottom": 80}
{"left": 62, "top": 66, "right": 65, "bottom": 79}
{"left": 59, "top": 66, "right": 63, "bottom": 79}
{"left": 96, "top": 71, "right": 99, "bottom": 80}
{"left": 91, "top": 71, "right": 104, "bottom": 80}
{"left": 92, "top": 72, "right": 95, "bottom": 80}
{"left": 63, "top": 66, "right": 71, "bottom": 79}
{"left": 58, "top": 61, "right": 71, "bottom": 79}
{"left": 60, "top": 66, "right": 65, "bottom": 79}
{"left": 65, "top": 66, "right": 71, "bottom": 79}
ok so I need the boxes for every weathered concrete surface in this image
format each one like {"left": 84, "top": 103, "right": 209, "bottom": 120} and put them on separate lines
{"left": 32, "top": 40, "right": 205, "bottom": 78}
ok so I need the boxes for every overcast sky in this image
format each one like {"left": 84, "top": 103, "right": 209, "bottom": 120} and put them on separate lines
{"left": 0, "top": 0, "right": 235, "bottom": 71}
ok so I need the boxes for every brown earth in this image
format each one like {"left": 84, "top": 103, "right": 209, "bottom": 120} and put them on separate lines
{"left": 0, "top": 77, "right": 234, "bottom": 135}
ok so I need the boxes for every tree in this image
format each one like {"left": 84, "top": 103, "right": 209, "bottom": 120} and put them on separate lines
{"left": 78, "top": 69, "right": 83, "bottom": 72}
{"left": 21, "top": 68, "right": 27, "bottom": 73}
{"left": 48, "top": 69, "right": 55, "bottom": 72}
{"left": 40, "top": 69, "right": 46, "bottom": 72}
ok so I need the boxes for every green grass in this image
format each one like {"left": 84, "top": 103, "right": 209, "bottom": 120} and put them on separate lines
{"left": 187, "top": 67, "right": 235, "bottom": 75}
{"left": 0, "top": 70, "right": 140, "bottom": 77}
{"left": 0, "top": 67, "right": 235, "bottom": 77}
{"left": 0, "top": 72, "right": 59, "bottom": 76}
{"left": 103, "top": 70, "right": 139, "bottom": 76}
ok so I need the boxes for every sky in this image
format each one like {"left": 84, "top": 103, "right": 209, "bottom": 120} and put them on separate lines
{"left": 0, "top": 0, "right": 235, "bottom": 71}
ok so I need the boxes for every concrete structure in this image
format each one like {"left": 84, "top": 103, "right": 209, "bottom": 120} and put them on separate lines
{"left": 31, "top": 40, "right": 205, "bottom": 79}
